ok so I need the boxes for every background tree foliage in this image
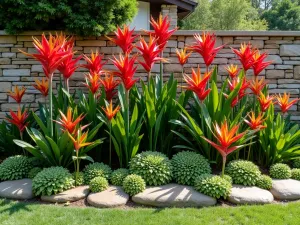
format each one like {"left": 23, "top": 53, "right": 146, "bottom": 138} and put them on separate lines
{"left": 0, "top": 0, "right": 138, "bottom": 36}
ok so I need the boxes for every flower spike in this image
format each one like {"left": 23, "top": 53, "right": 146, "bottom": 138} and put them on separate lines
{"left": 6, "top": 107, "right": 29, "bottom": 133}
{"left": 244, "top": 112, "right": 266, "bottom": 130}
{"left": 176, "top": 48, "right": 192, "bottom": 66}
{"left": 55, "top": 107, "right": 85, "bottom": 134}
{"left": 8, "top": 86, "right": 26, "bottom": 104}
{"left": 275, "top": 92, "right": 299, "bottom": 113}
{"left": 102, "top": 101, "right": 121, "bottom": 121}
{"left": 32, "top": 78, "right": 49, "bottom": 97}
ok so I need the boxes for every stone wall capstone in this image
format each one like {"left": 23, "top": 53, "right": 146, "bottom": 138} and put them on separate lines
{"left": 1, "top": 30, "right": 300, "bottom": 121}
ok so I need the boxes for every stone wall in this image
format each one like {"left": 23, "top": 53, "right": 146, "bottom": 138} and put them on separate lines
{"left": 161, "top": 5, "right": 178, "bottom": 29}
{"left": 1, "top": 30, "right": 300, "bottom": 120}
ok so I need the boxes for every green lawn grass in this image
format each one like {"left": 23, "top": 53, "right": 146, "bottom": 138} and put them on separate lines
{"left": 0, "top": 199, "right": 300, "bottom": 225}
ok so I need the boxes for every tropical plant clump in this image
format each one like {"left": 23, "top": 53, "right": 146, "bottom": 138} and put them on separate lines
{"left": 32, "top": 167, "right": 75, "bottom": 196}
{"left": 83, "top": 163, "right": 112, "bottom": 184}
{"left": 171, "top": 151, "right": 211, "bottom": 186}
{"left": 291, "top": 169, "right": 300, "bottom": 181}
{"left": 226, "top": 160, "right": 261, "bottom": 186}
{"left": 269, "top": 163, "right": 292, "bottom": 179}
{"left": 111, "top": 168, "right": 129, "bottom": 186}
{"left": 123, "top": 174, "right": 146, "bottom": 196}
{"left": 129, "top": 151, "right": 172, "bottom": 186}
{"left": 256, "top": 175, "right": 273, "bottom": 190}
{"left": 89, "top": 177, "right": 109, "bottom": 193}
{"left": 0, "top": 155, "right": 33, "bottom": 181}
{"left": 72, "top": 172, "right": 84, "bottom": 186}
{"left": 28, "top": 167, "right": 43, "bottom": 179}
{"left": 194, "top": 174, "right": 232, "bottom": 199}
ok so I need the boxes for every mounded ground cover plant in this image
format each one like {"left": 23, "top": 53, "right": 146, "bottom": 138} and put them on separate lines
{"left": 89, "top": 177, "right": 109, "bottom": 193}
{"left": 72, "top": 172, "right": 84, "bottom": 186}
{"left": 291, "top": 169, "right": 300, "bottom": 180}
{"left": 111, "top": 168, "right": 129, "bottom": 186}
{"left": 32, "top": 167, "right": 75, "bottom": 196}
{"left": 293, "top": 159, "right": 300, "bottom": 169}
{"left": 256, "top": 175, "right": 273, "bottom": 190}
{"left": 123, "top": 174, "right": 146, "bottom": 196}
{"left": 129, "top": 151, "right": 172, "bottom": 186}
{"left": 269, "top": 163, "right": 291, "bottom": 179}
{"left": 225, "top": 160, "right": 261, "bottom": 186}
{"left": 0, "top": 155, "right": 32, "bottom": 181}
{"left": 83, "top": 163, "right": 112, "bottom": 184}
{"left": 171, "top": 151, "right": 211, "bottom": 186}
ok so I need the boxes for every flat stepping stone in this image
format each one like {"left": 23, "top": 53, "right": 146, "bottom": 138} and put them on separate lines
{"left": 228, "top": 185, "right": 274, "bottom": 205}
{"left": 271, "top": 179, "right": 300, "bottom": 200}
{"left": 132, "top": 183, "right": 216, "bottom": 207}
{"left": 41, "top": 186, "right": 89, "bottom": 203}
{"left": 0, "top": 179, "right": 34, "bottom": 200}
{"left": 87, "top": 186, "right": 129, "bottom": 208}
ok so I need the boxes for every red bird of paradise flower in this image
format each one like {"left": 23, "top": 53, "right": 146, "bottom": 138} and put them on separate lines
{"left": 175, "top": 48, "right": 192, "bottom": 66}
{"left": 225, "top": 64, "right": 240, "bottom": 78}
{"left": 228, "top": 77, "right": 250, "bottom": 99}
{"left": 6, "top": 107, "right": 29, "bottom": 133}
{"left": 102, "top": 101, "right": 121, "bottom": 121}
{"left": 107, "top": 25, "right": 137, "bottom": 54}
{"left": 111, "top": 54, "right": 138, "bottom": 91}
{"left": 189, "top": 32, "right": 224, "bottom": 68}
{"left": 201, "top": 119, "right": 248, "bottom": 176}
{"left": 136, "top": 36, "right": 164, "bottom": 73}
{"left": 58, "top": 53, "right": 82, "bottom": 80}
{"left": 82, "top": 51, "right": 106, "bottom": 75}
{"left": 20, "top": 34, "right": 71, "bottom": 79}
{"left": 252, "top": 50, "right": 272, "bottom": 76}
{"left": 182, "top": 67, "right": 212, "bottom": 101}
{"left": 68, "top": 129, "right": 92, "bottom": 152}
{"left": 100, "top": 73, "right": 120, "bottom": 101}
{"left": 258, "top": 92, "right": 274, "bottom": 112}
{"left": 55, "top": 107, "right": 85, "bottom": 134}
{"left": 244, "top": 111, "right": 266, "bottom": 130}
{"left": 232, "top": 43, "right": 256, "bottom": 72}
{"left": 147, "top": 14, "right": 178, "bottom": 51}
{"left": 32, "top": 78, "right": 49, "bottom": 97}
{"left": 84, "top": 73, "right": 101, "bottom": 94}
{"left": 249, "top": 77, "right": 267, "bottom": 96}
{"left": 275, "top": 92, "right": 299, "bottom": 113}
{"left": 8, "top": 86, "right": 26, "bottom": 104}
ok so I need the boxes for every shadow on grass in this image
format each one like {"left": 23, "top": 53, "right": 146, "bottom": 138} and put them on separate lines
{"left": 0, "top": 199, "right": 32, "bottom": 215}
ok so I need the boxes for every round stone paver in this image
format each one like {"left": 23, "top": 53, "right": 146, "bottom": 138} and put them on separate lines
{"left": 87, "top": 186, "right": 129, "bottom": 208}
{"left": 0, "top": 179, "right": 34, "bottom": 200}
{"left": 41, "top": 186, "right": 89, "bottom": 203}
{"left": 228, "top": 185, "right": 274, "bottom": 205}
{"left": 132, "top": 183, "right": 216, "bottom": 207}
{"left": 271, "top": 179, "right": 300, "bottom": 200}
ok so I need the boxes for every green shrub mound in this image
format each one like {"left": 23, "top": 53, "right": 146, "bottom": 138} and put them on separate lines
{"left": 225, "top": 160, "right": 261, "bottom": 186}
{"left": 129, "top": 151, "right": 172, "bottom": 186}
{"left": 269, "top": 163, "right": 291, "bottom": 179}
{"left": 0, "top": 155, "right": 33, "bottom": 181}
{"left": 83, "top": 163, "right": 112, "bottom": 184}
{"left": 73, "top": 172, "right": 84, "bottom": 186}
{"left": 256, "top": 175, "right": 273, "bottom": 190}
{"left": 171, "top": 151, "right": 211, "bottom": 186}
{"left": 292, "top": 159, "right": 300, "bottom": 169}
{"left": 194, "top": 174, "right": 232, "bottom": 199}
{"left": 123, "top": 174, "right": 146, "bottom": 196}
{"left": 223, "top": 175, "right": 233, "bottom": 184}
{"left": 111, "top": 168, "right": 129, "bottom": 186}
{"left": 28, "top": 167, "right": 42, "bottom": 179}
{"left": 89, "top": 177, "right": 109, "bottom": 193}
{"left": 32, "top": 167, "right": 75, "bottom": 196}
{"left": 291, "top": 169, "right": 300, "bottom": 180}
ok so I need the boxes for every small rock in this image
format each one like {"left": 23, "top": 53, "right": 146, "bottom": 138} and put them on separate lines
{"left": 132, "top": 184, "right": 216, "bottom": 207}
{"left": 87, "top": 186, "right": 129, "bottom": 208}
{"left": 228, "top": 185, "right": 274, "bottom": 205}
{"left": 41, "top": 186, "right": 89, "bottom": 203}
{"left": 0, "top": 179, "right": 34, "bottom": 200}
{"left": 271, "top": 179, "right": 300, "bottom": 200}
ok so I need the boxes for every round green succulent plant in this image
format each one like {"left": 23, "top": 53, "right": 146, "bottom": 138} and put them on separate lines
{"left": 129, "top": 151, "right": 172, "bottom": 186}
{"left": 223, "top": 174, "right": 233, "bottom": 184}
{"left": 194, "top": 174, "right": 232, "bottom": 199}
{"left": 292, "top": 159, "right": 300, "bottom": 169}
{"left": 72, "top": 172, "right": 84, "bottom": 186}
{"left": 83, "top": 162, "right": 112, "bottom": 184}
{"left": 32, "top": 167, "right": 75, "bottom": 196}
{"left": 111, "top": 168, "right": 129, "bottom": 186}
{"left": 123, "top": 174, "right": 146, "bottom": 196}
{"left": 269, "top": 163, "right": 291, "bottom": 179}
{"left": 0, "top": 155, "right": 33, "bottom": 181}
{"left": 291, "top": 169, "right": 300, "bottom": 180}
{"left": 28, "top": 167, "right": 42, "bottom": 179}
{"left": 89, "top": 176, "right": 109, "bottom": 193}
{"left": 225, "top": 160, "right": 261, "bottom": 186}
{"left": 171, "top": 151, "right": 211, "bottom": 186}
{"left": 256, "top": 175, "right": 273, "bottom": 190}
